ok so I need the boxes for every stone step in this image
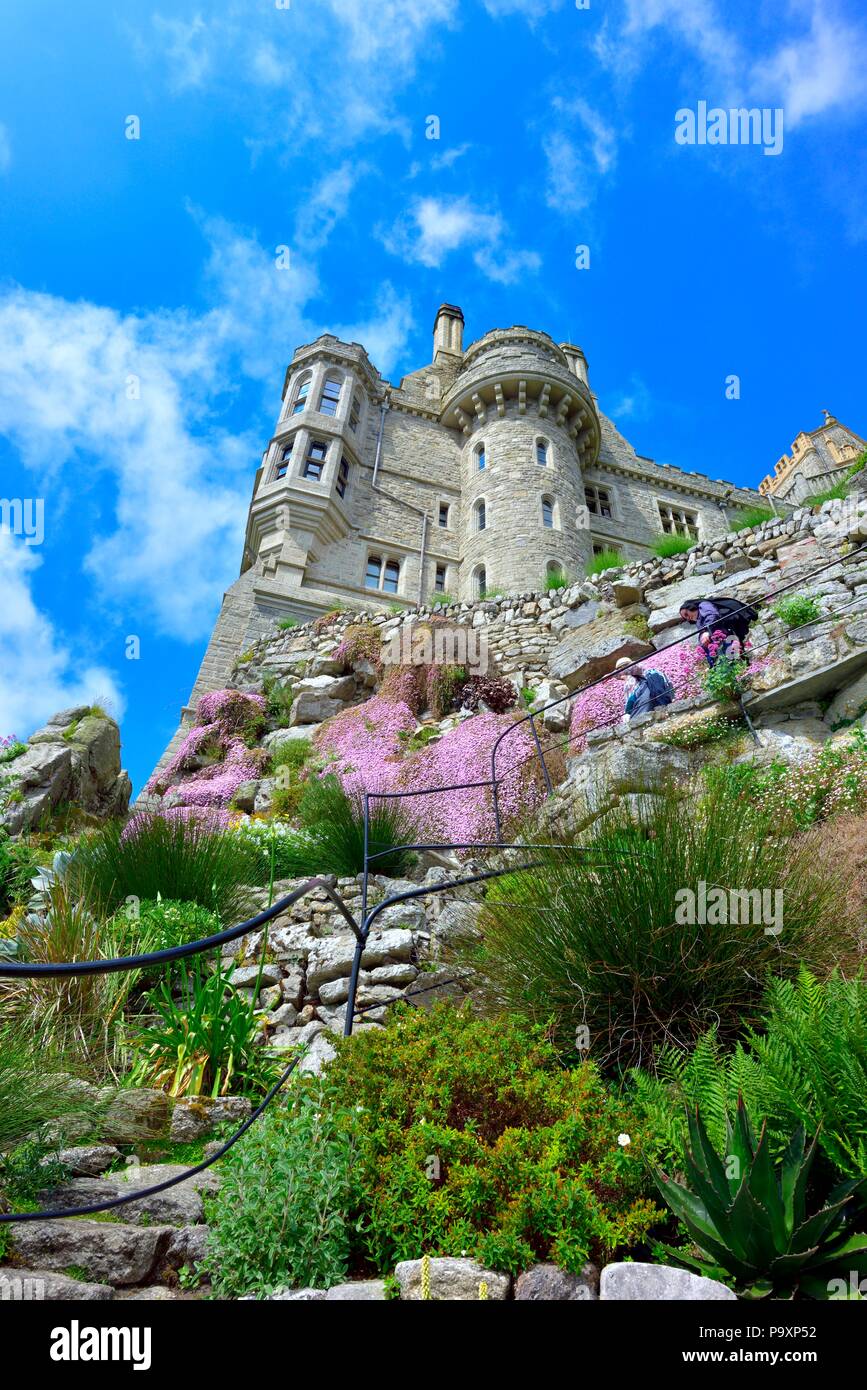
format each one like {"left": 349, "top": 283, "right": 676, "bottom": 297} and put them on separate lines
{"left": 0, "top": 1265, "right": 114, "bottom": 1301}
{"left": 9, "top": 1219, "right": 174, "bottom": 1287}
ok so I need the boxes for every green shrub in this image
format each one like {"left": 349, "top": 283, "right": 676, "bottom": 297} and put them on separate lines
{"left": 0, "top": 1136, "right": 70, "bottom": 1205}
{"left": 128, "top": 956, "right": 279, "bottom": 1098}
{"left": 270, "top": 739, "right": 312, "bottom": 774}
{"left": 431, "top": 592, "right": 454, "bottom": 608}
{"left": 458, "top": 785, "right": 855, "bottom": 1070}
{"left": 69, "top": 815, "right": 263, "bottom": 924}
{"left": 772, "top": 593, "right": 822, "bottom": 628}
{"left": 0, "top": 741, "right": 26, "bottom": 767}
{"left": 654, "top": 1099, "right": 867, "bottom": 1299}
{"left": 700, "top": 650, "right": 749, "bottom": 702}
{"left": 277, "top": 616, "right": 298, "bottom": 631}
{"left": 652, "top": 534, "right": 694, "bottom": 557}
{"left": 111, "top": 897, "right": 221, "bottom": 967}
{"left": 0, "top": 832, "right": 42, "bottom": 915}
{"left": 263, "top": 675, "right": 294, "bottom": 728}
{"left": 630, "top": 970, "right": 867, "bottom": 1180}
{"left": 728, "top": 507, "right": 773, "bottom": 533}
{"left": 297, "top": 773, "right": 415, "bottom": 876}
{"left": 585, "top": 549, "right": 622, "bottom": 576}
{"left": 704, "top": 729, "right": 867, "bottom": 828}
{"left": 203, "top": 1081, "right": 356, "bottom": 1297}
{"left": 323, "top": 1005, "right": 662, "bottom": 1276}
{"left": 846, "top": 450, "right": 867, "bottom": 480}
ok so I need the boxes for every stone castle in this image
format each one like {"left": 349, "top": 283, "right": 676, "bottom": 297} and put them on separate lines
{"left": 184, "top": 302, "right": 864, "bottom": 713}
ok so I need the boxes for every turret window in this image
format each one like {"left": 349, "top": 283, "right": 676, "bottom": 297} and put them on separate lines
{"left": 438, "top": 502, "right": 450, "bottom": 528}
{"left": 275, "top": 441, "right": 293, "bottom": 480}
{"left": 319, "top": 376, "right": 342, "bottom": 416}
{"left": 303, "top": 439, "right": 328, "bottom": 480}
{"left": 536, "top": 439, "right": 550, "bottom": 466}
{"left": 542, "top": 496, "right": 556, "bottom": 529}
{"left": 474, "top": 566, "right": 487, "bottom": 599}
{"left": 291, "top": 376, "right": 311, "bottom": 415}
{"left": 585, "top": 485, "right": 612, "bottom": 518}
{"left": 476, "top": 444, "right": 486, "bottom": 471}
{"left": 476, "top": 500, "right": 487, "bottom": 531}
{"left": 336, "top": 456, "right": 350, "bottom": 498}
{"left": 435, "top": 564, "right": 447, "bottom": 593}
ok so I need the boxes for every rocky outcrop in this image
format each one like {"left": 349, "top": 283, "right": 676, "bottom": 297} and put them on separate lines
{"left": 1, "top": 707, "right": 131, "bottom": 835}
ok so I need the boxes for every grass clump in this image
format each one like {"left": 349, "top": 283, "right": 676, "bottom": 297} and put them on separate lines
{"left": 457, "top": 784, "right": 856, "bottom": 1071}
{"left": 543, "top": 568, "right": 570, "bottom": 591}
{"left": 729, "top": 507, "right": 774, "bottom": 533}
{"left": 651, "top": 534, "right": 695, "bottom": 557}
{"left": 585, "top": 549, "right": 622, "bottom": 576}
{"left": 296, "top": 774, "right": 415, "bottom": 877}
{"left": 68, "top": 815, "right": 263, "bottom": 924}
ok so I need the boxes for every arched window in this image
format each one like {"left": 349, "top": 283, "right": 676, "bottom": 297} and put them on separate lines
{"left": 382, "top": 559, "right": 400, "bottom": 594}
{"left": 474, "top": 566, "right": 487, "bottom": 599}
{"left": 536, "top": 438, "right": 550, "bottom": 466}
{"left": 365, "top": 555, "right": 382, "bottom": 590}
{"left": 542, "top": 495, "right": 556, "bottom": 529}
{"left": 476, "top": 443, "right": 486, "bottom": 470}
{"left": 476, "top": 500, "right": 487, "bottom": 531}
{"left": 319, "top": 375, "right": 342, "bottom": 416}
{"left": 291, "top": 374, "right": 311, "bottom": 415}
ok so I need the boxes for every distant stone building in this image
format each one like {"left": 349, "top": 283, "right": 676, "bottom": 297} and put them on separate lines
{"left": 182, "top": 303, "right": 859, "bottom": 711}
{"left": 759, "top": 410, "right": 866, "bottom": 503}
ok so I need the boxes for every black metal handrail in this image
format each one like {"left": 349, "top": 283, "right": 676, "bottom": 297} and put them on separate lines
{"left": 1, "top": 530, "right": 862, "bottom": 1225}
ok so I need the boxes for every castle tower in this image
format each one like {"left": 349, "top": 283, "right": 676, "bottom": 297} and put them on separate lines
{"left": 759, "top": 411, "right": 866, "bottom": 501}
{"left": 439, "top": 326, "right": 600, "bottom": 597}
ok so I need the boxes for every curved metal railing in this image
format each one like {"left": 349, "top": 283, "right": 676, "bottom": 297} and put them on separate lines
{"left": 1, "top": 533, "right": 863, "bottom": 1224}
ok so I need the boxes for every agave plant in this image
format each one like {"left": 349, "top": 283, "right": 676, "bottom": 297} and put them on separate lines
{"left": 654, "top": 1098, "right": 867, "bottom": 1299}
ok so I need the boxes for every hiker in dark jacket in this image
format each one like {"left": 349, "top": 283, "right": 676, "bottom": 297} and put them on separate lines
{"left": 679, "top": 596, "right": 756, "bottom": 665}
{"left": 615, "top": 657, "right": 675, "bottom": 719}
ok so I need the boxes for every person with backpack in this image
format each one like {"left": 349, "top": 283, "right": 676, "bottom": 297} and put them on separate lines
{"left": 678, "top": 595, "right": 758, "bottom": 665}
{"left": 614, "top": 657, "right": 676, "bottom": 718}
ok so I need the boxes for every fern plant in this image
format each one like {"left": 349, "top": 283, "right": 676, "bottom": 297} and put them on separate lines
{"left": 630, "top": 969, "right": 867, "bottom": 1179}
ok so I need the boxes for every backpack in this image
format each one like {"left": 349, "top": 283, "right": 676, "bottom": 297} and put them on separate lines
{"left": 644, "top": 669, "right": 675, "bottom": 705}
{"left": 706, "top": 596, "right": 758, "bottom": 642}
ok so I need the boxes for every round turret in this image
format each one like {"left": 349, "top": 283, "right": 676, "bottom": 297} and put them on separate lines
{"left": 441, "top": 327, "right": 600, "bottom": 596}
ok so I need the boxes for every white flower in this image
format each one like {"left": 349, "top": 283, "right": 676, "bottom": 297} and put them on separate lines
{"left": 617, "top": 1133, "right": 631, "bottom": 1148}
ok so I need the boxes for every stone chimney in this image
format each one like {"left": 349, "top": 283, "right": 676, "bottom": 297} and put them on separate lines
{"left": 433, "top": 303, "right": 464, "bottom": 362}
{"left": 560, "top": 343, "right": 589, "bottom": 387}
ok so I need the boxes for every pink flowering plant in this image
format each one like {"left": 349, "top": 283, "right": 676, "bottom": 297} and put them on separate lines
{"left": 146, "top": 689, "right": 267, "bottom": 810}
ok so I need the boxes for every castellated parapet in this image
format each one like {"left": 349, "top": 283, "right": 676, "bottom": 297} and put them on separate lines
{"left": 177, "top": 301, "right": 861, "bottom": 721}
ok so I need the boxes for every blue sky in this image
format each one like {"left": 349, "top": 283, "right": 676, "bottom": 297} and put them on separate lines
{"left": 1, "top": 0, "right": 865, "bottom": 793}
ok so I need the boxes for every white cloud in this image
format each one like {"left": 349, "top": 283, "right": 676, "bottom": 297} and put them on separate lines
{"left": 606, "top": 375, "right": 654, "bottom": 422}
{"left": 611, "top": 0, "right": 867, "bottom": 127}
{"left": 473, "top": 246, "right": 542, "bottom": 284}
{"left": 0, "top": 211, "right": 414, "bottom": 644}
{"left": 143, "top": 1, "right": 460, "bottom": 150}
{"left": 0, "top": 530, "right": 124, "bottom": 739}
{"left": 0, "top": 123, "right": 11, "bottom": 173}
{"left": 542, "top": 101, "right": 618, "bottom": 214}
{"left": 380, "top": 195, "right": 540, "bottom": 281}
{"left": 481, "top": 0, "right": 566, "bottom": 17}
{"left": 293, "top": 161, "right": 372, "bottom": 253}
{"left": 751, "top": 8, "right": 867, "bottom": 126}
